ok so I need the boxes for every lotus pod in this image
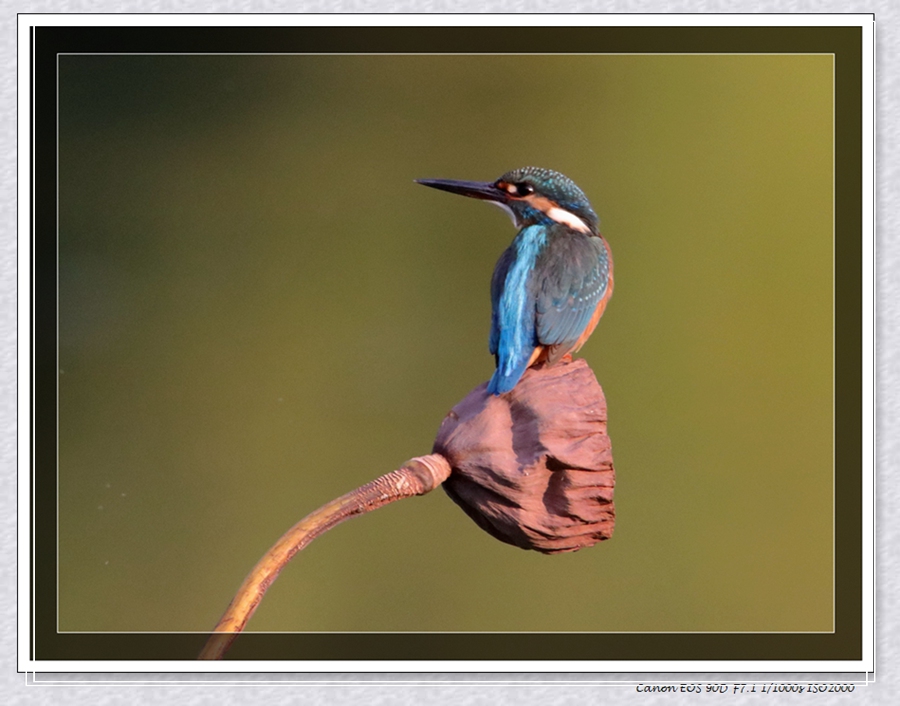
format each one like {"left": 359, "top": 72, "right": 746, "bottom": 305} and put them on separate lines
{"left": 433, "top": 358, "right": 615, "bottom": 554}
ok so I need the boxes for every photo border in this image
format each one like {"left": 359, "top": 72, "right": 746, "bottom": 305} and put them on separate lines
{"left": 18, "top": 14, "right": 874, "bottom": 672}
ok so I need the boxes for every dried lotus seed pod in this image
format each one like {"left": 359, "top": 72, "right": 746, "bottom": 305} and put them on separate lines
{"left": 433, "top": 358, "right": 615, "bottom": 554}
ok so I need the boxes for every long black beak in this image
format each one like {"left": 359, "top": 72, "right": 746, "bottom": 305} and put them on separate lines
{"left": 415, "top": 178, "right": 507, "bottom": 203}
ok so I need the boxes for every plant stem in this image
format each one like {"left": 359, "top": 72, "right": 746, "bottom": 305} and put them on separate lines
{"left": 198, "top": 453, "right": 452, "bottom": 660}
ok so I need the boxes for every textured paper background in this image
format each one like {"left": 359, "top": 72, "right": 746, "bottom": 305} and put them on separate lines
{"left": 4, "top": 3, "right": 888, "bottom": 704}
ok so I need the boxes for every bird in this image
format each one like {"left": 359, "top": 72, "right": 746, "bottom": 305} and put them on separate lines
{"left": 417, "top": 166, "right": 613, "bottom": 395}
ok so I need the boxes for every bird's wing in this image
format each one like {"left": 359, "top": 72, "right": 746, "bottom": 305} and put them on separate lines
{"left": 489, "top": 245, "right": 517, "bottom": 358}
{"left": 533, "top": 232, "right": 611, "bottom": 364}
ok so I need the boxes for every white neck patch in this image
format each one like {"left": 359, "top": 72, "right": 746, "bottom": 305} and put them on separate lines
{"left": 490, "top": 195, "right": 592, "bottom": 233}
{"left": 544, "top": 205, "right": 591, "bottom": 233}
{"left": 522, "top": 194, "right": 592, "bottom": 233}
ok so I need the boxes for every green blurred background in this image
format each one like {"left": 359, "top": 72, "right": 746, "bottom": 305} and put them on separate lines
{"left": 57, "top": 54, "right": 833, "bottom": 633}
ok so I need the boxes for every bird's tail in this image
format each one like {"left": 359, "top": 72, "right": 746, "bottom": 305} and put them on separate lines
{"left": 487, "top": 355, "right": 531, "bottom": 396}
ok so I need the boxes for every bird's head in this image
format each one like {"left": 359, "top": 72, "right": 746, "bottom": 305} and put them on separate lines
{"left": 416, "top": 166, "right": 599, "bottom": 235}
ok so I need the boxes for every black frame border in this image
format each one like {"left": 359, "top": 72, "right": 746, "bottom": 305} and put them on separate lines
{"left": 31, "top": 23, "right": 864, "bottom": 663}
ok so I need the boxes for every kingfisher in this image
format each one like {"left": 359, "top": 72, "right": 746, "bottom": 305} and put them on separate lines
{"left": 417, "top": 167, "right": 613, "bottom": 395}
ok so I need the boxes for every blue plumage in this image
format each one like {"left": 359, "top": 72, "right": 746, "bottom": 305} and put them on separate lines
{"left": 487, "top": 223, "right": 610, "bottom": 394}
{"left": 488, "top": 225, "right": 547, "bottom": 394}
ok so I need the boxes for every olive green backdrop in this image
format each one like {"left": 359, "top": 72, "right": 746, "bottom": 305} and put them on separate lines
{"left": 57, "top": 54, "right": 833, "bottom": 633}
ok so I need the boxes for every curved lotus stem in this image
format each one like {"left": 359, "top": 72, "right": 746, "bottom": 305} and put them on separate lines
{"left": 198, "top": 454, "right": 452, "bottom": 660}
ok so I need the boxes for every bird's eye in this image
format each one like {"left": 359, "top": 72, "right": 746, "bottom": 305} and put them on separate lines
{"left": 496, "top": 180, "right": 534, "bottom": 197}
